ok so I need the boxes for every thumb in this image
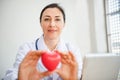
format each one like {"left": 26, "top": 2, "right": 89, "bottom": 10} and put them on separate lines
{"left": 54, "top": 68, "right": 62, "bottom": 76}
{"left": 40, "top": 71, "right": 54, "bottom": 78}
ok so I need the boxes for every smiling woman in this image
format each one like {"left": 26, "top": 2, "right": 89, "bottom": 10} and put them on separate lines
{"left": 3, "top": 3, "right": 83, "bottom": 80}
{"left": 40, "top": 7, "right": 65, "bottom": 42}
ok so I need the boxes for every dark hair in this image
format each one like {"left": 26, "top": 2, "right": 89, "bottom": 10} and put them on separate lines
{"left": 40, "top": 3, "right": 65, "bottom": 23}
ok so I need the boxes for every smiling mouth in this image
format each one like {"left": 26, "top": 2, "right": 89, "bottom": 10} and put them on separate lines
{"left": 48, "top": 30, "right": 57, "bottom": 32}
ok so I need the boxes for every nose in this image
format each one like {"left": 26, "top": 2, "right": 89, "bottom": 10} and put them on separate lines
{"left": 50, "top": 20, "right": 56, "bottom": 27}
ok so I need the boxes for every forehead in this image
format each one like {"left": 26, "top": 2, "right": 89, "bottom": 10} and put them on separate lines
{"left": 42, "top": 8, "right": 63, "bottom": 17}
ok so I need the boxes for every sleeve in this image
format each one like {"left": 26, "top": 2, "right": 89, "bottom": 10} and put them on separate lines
{"left": 3, "top": 43, "right": 32, "bottom": 80}
{"left": 74, "top": 49, "right": 83, "bottom": 79}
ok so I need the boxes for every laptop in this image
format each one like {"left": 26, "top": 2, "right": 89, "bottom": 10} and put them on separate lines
{"left": 81, "top": 53, "right": 120, "bottom": 80}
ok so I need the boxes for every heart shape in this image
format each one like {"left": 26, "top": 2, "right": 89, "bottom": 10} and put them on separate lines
{"left": 41, "top": 51, "right": 61, "bottom": 71}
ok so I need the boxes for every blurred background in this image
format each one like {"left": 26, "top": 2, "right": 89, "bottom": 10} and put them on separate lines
{"left": 0, "top": 0, "right": 119, "bottom": 79}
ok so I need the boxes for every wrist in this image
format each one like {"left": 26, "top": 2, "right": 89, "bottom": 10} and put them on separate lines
{"left": 70, "top": 69, "right": 78, "bottom": 80}
{"left": 18, "top": 68, "right": 28, "bottom": 80}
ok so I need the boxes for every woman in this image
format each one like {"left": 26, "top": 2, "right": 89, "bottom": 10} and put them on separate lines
{"left": 3, "top": 3, "right": 82, "bottom": 80}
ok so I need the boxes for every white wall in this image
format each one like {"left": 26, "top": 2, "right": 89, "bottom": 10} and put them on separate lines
{"left": 87, "top": 0, "right": 107, "bottom": 53}
{"left": 0, "top": 0, "right": 107, "bottom": 79}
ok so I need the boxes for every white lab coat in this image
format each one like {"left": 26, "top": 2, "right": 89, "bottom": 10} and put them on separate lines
{"left": 3, "top": 35, "right": 83, "bottom": 80}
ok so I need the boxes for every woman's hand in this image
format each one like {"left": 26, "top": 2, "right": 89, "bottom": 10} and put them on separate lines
{"left": 18, "top": 50, "right": 53, "bottom": 80}
{"left": 55, "top": 51, "right": 78, "bottom": 80}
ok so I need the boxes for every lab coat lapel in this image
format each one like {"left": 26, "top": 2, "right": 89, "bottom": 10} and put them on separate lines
{"left": 56, "top": 39, "right": 69, "bottom": 52}
{"left": 37, "top": 35, "right": 68, "bottom": 52}
{"left": 37, "top": 35, "right": 50, "bottom": 52}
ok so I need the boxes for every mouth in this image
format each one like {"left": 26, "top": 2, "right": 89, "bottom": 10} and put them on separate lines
{"left": 48, "top": 29, "right": 57, "bottom": 33}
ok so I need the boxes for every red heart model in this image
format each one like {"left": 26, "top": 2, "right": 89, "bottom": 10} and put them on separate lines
{"left": 41, "top": 51, "right": 61, "bottom": 71}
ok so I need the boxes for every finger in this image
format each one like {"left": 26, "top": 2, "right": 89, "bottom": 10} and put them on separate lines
{"left": 40, "top": 71, "right": 54, "bottom": 78}
{"left": 54, "top": 68, "right": 65, "bottom": 79}
{"left": 62, "top": 52, "right": 74, "bottom": 64}
{"left": 21, "top": 56, "right": 39, "bottom": 67}
{"left": 61, "top": 57, "right": 68, "bottom": 64}
{"left": 54, "top": 68, "right": 62, "bottom": 76}
{"left": 55, "top": 50, "right": 70, "bottom": 64}
{"left": 30, "top": 50, "right": 45, "bottom": 58}
{"left": 20, "top": 50, "right": 33, "bottom": 64}
{"left": 33, "top": 50, "right": 47, "bottom": 57}
{"left": 69, "top": 52, "right": 78, "bottom": 68}
{"left": 55, "top": 50, "right": 67, "bottom": 56}
{"left": 24, "top": 50, "right": 45, "bottom": 61}
{"left": 67, "top": 53, "right": 72, "bottom": 60}
{"left": 27, "top": 50, "right": 48, "bottom": 66}
{"left": 28, "top": 56, "right": 39, "bottom": 66}
{"left": 69, "top": 51, "right": 76, "bottom": 61}
{"left": 21, "top": 50, "right": 44, "bottom": 66}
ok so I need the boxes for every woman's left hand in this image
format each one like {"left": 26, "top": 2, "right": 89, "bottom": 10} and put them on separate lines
{"left": 55, "top": 51, "right": 78, "bottom": 80}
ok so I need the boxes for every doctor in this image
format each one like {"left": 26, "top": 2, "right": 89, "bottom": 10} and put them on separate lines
{"left": 3, "top": 3, "right": 82, "bottom": 80}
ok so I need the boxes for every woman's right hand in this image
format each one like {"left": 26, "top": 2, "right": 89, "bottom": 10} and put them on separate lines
{"left": 18, "top": 50, "right": 53, "bottom": 80}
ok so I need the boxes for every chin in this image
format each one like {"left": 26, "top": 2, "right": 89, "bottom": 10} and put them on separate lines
{"left": 49, "top": 35, "right": 59, "bottom": 40}
{"left": 44, "top": 33, "right": 60, "bottom": 40}
{"left": 49, "top": 37, "right": 58, "bottom": 40}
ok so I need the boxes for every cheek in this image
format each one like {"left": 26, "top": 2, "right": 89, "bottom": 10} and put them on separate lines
{"left": 41, "top": 23, "right": 48, "bottom": 31}
{"left": 59, "top": 24, "right": 64, "bottom": 31}
{"left": 58, "top": 27, "right": 64, "bottom": 33}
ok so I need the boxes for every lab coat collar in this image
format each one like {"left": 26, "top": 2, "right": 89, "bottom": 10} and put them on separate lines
{"left": 37, "top": 35, "right": 68, "bottom": 52}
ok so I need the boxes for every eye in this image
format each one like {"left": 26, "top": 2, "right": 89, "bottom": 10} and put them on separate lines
{"left": 44, "top": 18, "right": 50, "bottom": 21}
{"left": 55, "top": 18, "right": 61, "bottom": 21}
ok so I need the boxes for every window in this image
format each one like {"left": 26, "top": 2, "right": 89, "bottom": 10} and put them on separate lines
{"left": 105, "top": 0, "right": 120, "bottom": 53}
{"left": 105, "top": 1, "right": 120, "bottom": 79}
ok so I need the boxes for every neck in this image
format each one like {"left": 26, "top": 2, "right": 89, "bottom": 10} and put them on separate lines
{"left": 44, "top": 37, "right": 60, "bottom": 51}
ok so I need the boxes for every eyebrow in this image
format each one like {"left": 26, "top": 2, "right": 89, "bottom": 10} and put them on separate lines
{"left": 43, "top": 15, "right": 61, "bottom": 18}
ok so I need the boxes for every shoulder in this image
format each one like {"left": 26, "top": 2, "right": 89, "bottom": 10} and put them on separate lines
{"left": 64, "top": 41, "right": 83, "bottom": 58}
{"left": 19, "top": 40, "right": 35, "bottom": 51}
{"left": 14, "top": 39, "right": 37, "bottom": 62}
{"left": 17, "top": 39, "right": 37, "bottom": 55}
{"left": 64, "top": 41, "right": 80, "bottom": 53}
